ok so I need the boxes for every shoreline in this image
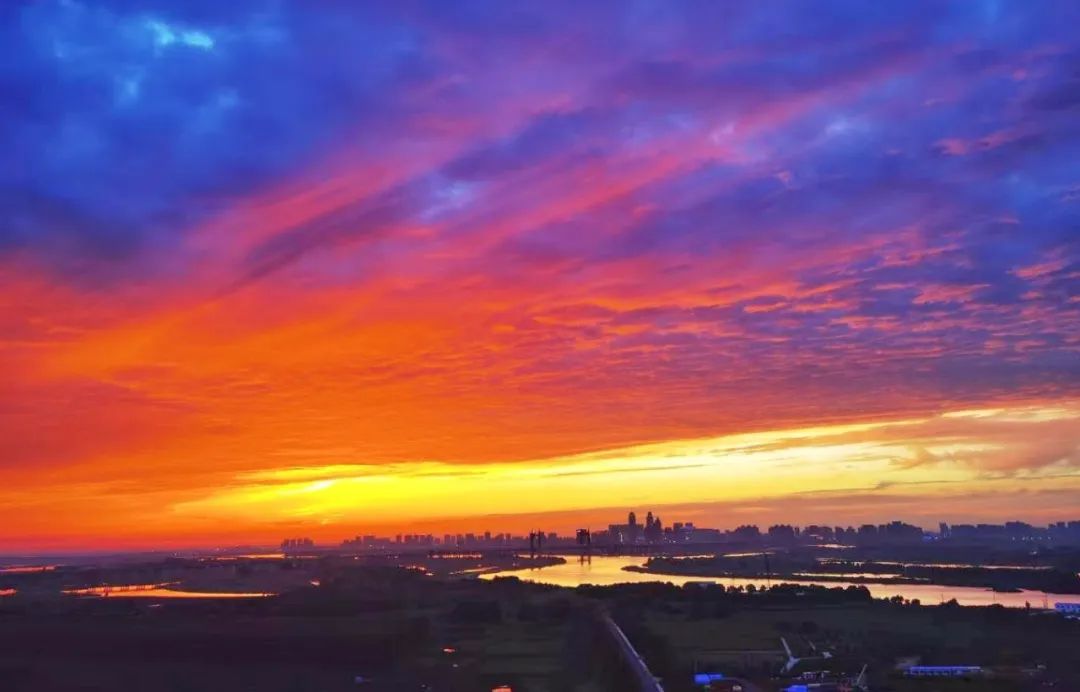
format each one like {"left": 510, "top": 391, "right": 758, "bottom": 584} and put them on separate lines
{"left": 462, "top": 555, "right": 567, "bottom": 578}
{"left": 623, "top": 564, "right": 1080, "bottom": 596}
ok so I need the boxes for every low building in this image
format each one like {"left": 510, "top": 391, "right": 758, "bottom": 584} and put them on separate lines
{"left": 905, "top": 665, "right": 983, "bottom": 677}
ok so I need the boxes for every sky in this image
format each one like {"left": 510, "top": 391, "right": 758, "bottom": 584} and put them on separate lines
{"left": 1, "top": 1, "right": 1078, "bottom": 551}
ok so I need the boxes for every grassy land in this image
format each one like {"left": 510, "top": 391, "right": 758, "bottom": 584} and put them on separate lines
{"left": 5, "top": 560, "right": 1077, "bottom": 692}
{"left": 0, "top": 565, "right": 621, "bottom": 692}
{"left": 619, "top": 589, "right": 1080, "bottom": 690}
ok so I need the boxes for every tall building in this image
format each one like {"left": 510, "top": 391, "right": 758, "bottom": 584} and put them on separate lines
{"left": 645, "top": 513, "right": 663, "bottom": 542}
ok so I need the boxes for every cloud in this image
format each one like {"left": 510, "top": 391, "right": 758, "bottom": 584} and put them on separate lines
{"left": 1, "top": 2, "right": 1079, "bottom": 548}
{"left": 152, "top": 405, "right": 1080, "bottom": 536}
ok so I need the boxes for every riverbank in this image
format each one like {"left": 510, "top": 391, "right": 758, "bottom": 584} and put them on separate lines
{"left": 481, "top": 555, "right": 1075, "bottom": 607}
{"left": 625, "top": 564, "right": 924, "bottom": 585}
{"left": 458, "top": 555, "right": 566, "bottom": 578}
{"left": 637, "top": 554, "right": 1080, "bottom": 595}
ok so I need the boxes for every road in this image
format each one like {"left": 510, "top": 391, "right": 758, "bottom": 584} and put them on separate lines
{"left": 602, "top": 614, "right": 666, "bottom": 692}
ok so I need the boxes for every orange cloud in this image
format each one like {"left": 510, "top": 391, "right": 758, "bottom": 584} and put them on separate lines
{"left": 1, "top": 401, "right": 1075, "bottom": 551}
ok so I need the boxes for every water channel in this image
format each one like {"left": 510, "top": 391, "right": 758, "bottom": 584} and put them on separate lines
{"left": 480, "top": 555, "right": 1071, "bottom": 608}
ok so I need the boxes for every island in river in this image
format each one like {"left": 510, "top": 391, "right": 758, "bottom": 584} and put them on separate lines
{"left": 632, "top": 550, "right": 1080, "bottom": 595}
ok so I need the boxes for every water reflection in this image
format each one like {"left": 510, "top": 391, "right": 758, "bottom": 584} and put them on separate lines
{"left": 0, "top": 565, "right": 57, "bottom": 574}
{"left": 816, "top": 558, "right": 1053, "bottom": 571}
{"left": 480, "top": 556, "right": 1066, "bottom": 608}
{"left": 64, "top": 583, "right": 274, "bottom": 598}
{"left": 791, "top": 572, "right": 930, "bottom": 580}
{"left": 200, "top": 553, "right": 291, "bottom": 561}
{"left": 100, "top": 588, "right": 274, "bottom": 599}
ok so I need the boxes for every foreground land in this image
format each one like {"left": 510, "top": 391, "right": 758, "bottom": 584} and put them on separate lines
{"left": 0, "top": 553, "right": 1077, "bottom": 691}
{"left": 0, "top": 555, "right": 635, "bottom": 692}
{"left": 586, "top": 581, "right": 1080, "bottom": 690}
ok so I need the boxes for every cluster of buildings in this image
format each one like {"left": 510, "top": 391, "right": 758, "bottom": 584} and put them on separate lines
{"left": 806, "top": 521, "right": 924, "bottom": 544}
{"left": 291, "top": 516, "right": 1080, "bottom": 553}
{"left": 592, "top": 513, "right": 928, "bottom": 546}
{"left": 603, "top": 511, "right": 673, "bottom": 544}
{"left": 939, "top": 520, "right": 1080, "bottom": 543}
{"left": 342, "top": 531, "right": 569, "bottom": 550}
{"left": 595, "top": 514, "right": 1080, "bottom": 547}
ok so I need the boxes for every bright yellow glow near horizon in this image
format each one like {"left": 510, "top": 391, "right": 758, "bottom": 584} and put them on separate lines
{"left": 170, "top": 403, "right": 1080, "bottom": 533}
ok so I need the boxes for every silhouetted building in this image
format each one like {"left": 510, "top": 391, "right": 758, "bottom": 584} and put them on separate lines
{"left": 767, "top": 524, "right": 798, "bottom": 543}
{"left": 730, "top": 525, "right": 761, "bottom": 540}
{"left": 803, "top": 525, "right": 834, "bottom": 542}
{"left": 280, "top": 537, "right": 314, "bottom": 551}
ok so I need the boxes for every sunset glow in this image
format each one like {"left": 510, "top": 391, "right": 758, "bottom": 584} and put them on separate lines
{"left": 2, "top": 2, "right": 1078, "bottom": 551}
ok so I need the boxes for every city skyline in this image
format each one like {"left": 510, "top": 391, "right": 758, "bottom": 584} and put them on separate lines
{"left": 2, "top": 2, "right": 1079, "bottom": 552}
{"left": 331, "top": 515, "right": 1080, "bottom": 552}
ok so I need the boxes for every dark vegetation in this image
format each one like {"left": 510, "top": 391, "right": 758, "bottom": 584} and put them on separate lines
{"left": 586, "top": 581, "right": 1080, "bottom": 691}
{"left": 0, "top": 564, "right": 625, "bottom": 692}
{"left": 1, "top": 555, "right": 1078, "bottom": 691}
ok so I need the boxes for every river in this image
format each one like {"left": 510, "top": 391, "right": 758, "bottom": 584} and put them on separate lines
{"left": 480, "top": 555, "right": 1070, "bottom": 608}
{"left": 63, "top": 583, "right": 274, "bottom": 598}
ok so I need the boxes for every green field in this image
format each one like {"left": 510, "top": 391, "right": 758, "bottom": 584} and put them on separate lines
{"left": 626, "top": 594, "right": 1080, "bottom": 690}
{"left": 4, "top": 561, "right": 1078, "bottom": 692}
